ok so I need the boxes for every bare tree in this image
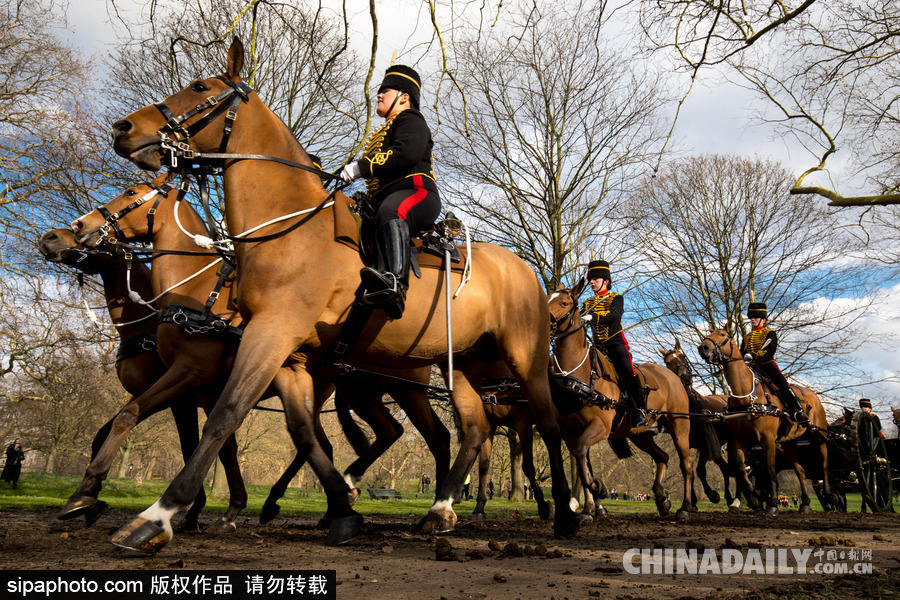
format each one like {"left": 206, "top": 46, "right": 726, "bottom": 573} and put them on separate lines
{"left": 626, "top": 154, "right": 884, "bottom": 402}
{"left": 436, "top": 1, "right": 669, "bottom": 289}
{"left": 639, "top": 0, "right": 900, "bottom": 208}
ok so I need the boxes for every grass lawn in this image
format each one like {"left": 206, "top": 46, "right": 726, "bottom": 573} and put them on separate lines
{"left": 0, "top": 473, "right": 865, "bottom": 517}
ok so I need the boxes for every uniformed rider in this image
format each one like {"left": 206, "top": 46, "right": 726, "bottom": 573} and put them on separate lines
{"left": 340, "top": 65, "right": 441, "bottom": 319}
{"left": 580, "top": 260, "right": 647, "bottom": 428}
{"left": 740, "top": 302, "right": 808, "bottom": 425}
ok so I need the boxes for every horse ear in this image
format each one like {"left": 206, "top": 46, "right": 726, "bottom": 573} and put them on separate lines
{"left": 674, "top": 338, "right": 681, "bottom": 351}
{"left": 658, "top": 348, "right": 667, "bottom": 357}
{"left": 226, "top": 38, "right": 244, "bottom": 80}
{"left": 724, "top": 318, "right": 733, "bottom": 333}
{"left": 574, "top": 276, "right": 585, "bottom": 295}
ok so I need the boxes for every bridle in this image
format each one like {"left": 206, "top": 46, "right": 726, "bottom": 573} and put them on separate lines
{"left": 662, "top": 349, "right": 693, "bottom": 388}
{"left": 699, "top": 330, "right": 759, "bottom": 403}
{"left": 698, "top": 331, "right": 741, "bottom": 366}
{"left": 549, "top": 288, "right": 591, "bottom": 377}
{"left": 94, "top": 179, "right": 181, "bottom": 248}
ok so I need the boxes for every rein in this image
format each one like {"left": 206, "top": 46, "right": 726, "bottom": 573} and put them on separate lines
{"left": 700, "top": 332, "right": 760, "bottom": 403}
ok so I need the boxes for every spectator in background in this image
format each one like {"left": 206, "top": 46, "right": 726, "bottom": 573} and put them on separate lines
{"left": 2, "top": 439, "right": 25, "bottom": 489}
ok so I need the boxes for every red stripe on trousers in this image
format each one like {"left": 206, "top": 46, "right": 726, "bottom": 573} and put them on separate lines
{"left": 397, "top": 175, "right": 428, "bottom": 220}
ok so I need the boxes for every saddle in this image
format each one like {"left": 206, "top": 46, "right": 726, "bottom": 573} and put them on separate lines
{"left": 332, "top": 191, "right": 468, "bottom": 276}
{"left": 589, "top": 346, "right": 654, "bottom": 403}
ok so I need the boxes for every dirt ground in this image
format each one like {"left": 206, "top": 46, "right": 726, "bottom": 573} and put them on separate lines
{"left": 0, "top": 508, "right": 898, "bottom": 599}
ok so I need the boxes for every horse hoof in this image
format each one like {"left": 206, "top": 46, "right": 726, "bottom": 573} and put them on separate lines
{"left": 799, "top": 504, "right": 812, "bottom": 514}
{"left": 110, "top": 517, "right": 171, "bottom": 554}
{"left": 595, "top": 506, "right": 609, "bottom": 518}
{"left": 538, "top": 501, "right": 552, "bottom": 521}
{"left": 174, "top": 517, "right": 201, "bottom": 534}
{"left": 553, "top": 514, "right": 581, "bottom": 539}
{"left": 577, "top": 513, "right": 594, "bottom": 524}
{"left": 707, "top": 490, "right": 721, "bottom": 504}
{"left": 766, "top": 506, "right": 778, "bottom": 516}
{"left": 208, "top": 519, "right": 237, "bottom": 536}
{"left": 728, "top": 506, "right": 741, "bottom": 514}
{"left": 420, "top": 508, "right": 457, "bottom": 534}
{"left": 84, "top": 501, "right": 108, "bottom": 527}
{"left": 58, "top": 496, "right": 98, "bottom": 521}
{"left": 316, "top": 516, "right": 331, "bottom": 531}
{"left": 675, "top": 509, "right": 690, "bottom": 523}
{"left": 348, "top": 487, "right": 360, "bottom": 506}
{"left": 259, "top": 502, "right": 280, "bottom": 525}
{"left": 325, "top": 513, "right": 364, "bottom": 546}
{"left": 470, "top": 511, "right": 486, "bottom": 521}
{"left": 657, "top": 499, "right": 672, "bottom": 517}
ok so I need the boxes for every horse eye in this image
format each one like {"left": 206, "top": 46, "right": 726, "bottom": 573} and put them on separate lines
{"left": 125, "top": 190, "right": 137, "bottom": 196}
{"left": 191, "top": 81, "right": 209, "bottom": 92}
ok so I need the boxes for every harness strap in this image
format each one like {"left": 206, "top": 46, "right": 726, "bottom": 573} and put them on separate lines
{"left": 157, "top": 304, "right": 244, "bottom": 340}
{"left": 115, "top": 334, "right": 158, "bottom": 363}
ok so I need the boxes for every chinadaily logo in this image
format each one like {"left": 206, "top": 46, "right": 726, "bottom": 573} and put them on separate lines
{"left": 622, "top": 547, "right": 873, "bottom": 575}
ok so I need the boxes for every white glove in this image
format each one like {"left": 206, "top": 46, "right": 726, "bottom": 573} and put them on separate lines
{"left": 340, "top": 161, "right": 362, "bottom": 183}
{"left": 581, "top": 314, "right": 593, "bottom": 323}
{"left": 743, "top": 353, "right": 753, "bottom": 362}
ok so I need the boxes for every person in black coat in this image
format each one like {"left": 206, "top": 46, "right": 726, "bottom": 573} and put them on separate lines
{"left": 341, "top": 65, "right": 442, "bottom": 319}
{"left": 740, "top": 302, "right": 808, "bottom": 424}
{"left": 2, "top": 439, "right": 24, "bottom": 489}
{"left": 580, "top": 260, "right": 647, "bottom": 428}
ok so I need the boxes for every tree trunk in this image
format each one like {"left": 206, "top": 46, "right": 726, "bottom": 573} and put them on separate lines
{"left": 210, "top": 458, "right": 228, "bottom": 499}
{"left": 115, "top": 436, "right": 134, "bottom": 479}
{"left": 143, "top": 456, "right": 156, "bottom": 480}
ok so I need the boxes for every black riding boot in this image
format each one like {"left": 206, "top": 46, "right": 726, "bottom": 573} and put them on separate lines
{"left": 628, "top": 379, "right": 648, "bottom": 428}
{"left": 360, "top": 218, "right": 410, "bottom": 319}
{"left": 782, "top": 390, "right": 808, "bottom": 425}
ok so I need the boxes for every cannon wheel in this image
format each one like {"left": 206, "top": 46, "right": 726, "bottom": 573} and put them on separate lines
{"left": 850, "top": 411, "right": 894, "bottom": 512}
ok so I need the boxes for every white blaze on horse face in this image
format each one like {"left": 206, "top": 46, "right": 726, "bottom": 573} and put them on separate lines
{"left": 138, "top": 500, "right": 178, "bottom": 536}
{"left": 547, "top": 292, "right": 561, "bottom": 303}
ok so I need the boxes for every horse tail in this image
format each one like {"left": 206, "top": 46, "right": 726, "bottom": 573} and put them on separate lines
{"left": 688, "top": 389, "right": 722, "bottom": 461}
{"left": 335, "top": 396, "right": 371, "bottom": 456}
{"left": 608, "top": 437, "right": 633, "bottom": 459}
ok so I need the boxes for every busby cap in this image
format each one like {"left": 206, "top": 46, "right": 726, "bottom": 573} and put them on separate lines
{"left": 378, "top": 65, "right": 421, "bottom": 109}
{"left": 747, "top": 302, "right": 767, "bottom": 319}
{"left": 307, "top": 153, "right": 322, "bottom": 170}
{"left": 859, "top": 398, "right": 872, "bottom": 409}
{"left": 587, "top": 260, "right": 611, "bottom": 282}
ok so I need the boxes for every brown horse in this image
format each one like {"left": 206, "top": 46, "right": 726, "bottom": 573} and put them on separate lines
{"left": 697, "top": 323, "right": 834, "bottom": 514}
{"left": 70, "top": 178, "right": 452, "bottom": 532}
{"left": 105, "top": 37, "right": 578, "bottom": 551}
{"left": 659, "top": 341, "right": 735, "bottom": 506}
{"left": 547, "top": 280, "right": 695, "bottom": 520}
{"left": 38, "top": 227, "right": 244, "bottom": 531}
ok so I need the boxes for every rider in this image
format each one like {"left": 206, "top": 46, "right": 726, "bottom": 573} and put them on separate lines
{"left": 580, "top": 260, "right": 647, "bottom": 428}
{"left": 858, "top": 398, "right": 881, "bottom": 428}
{"left": 340, "top": 65, "right": 441, "bottom": 319}
{"left": 740, "top": 302, "right": 808, "bottom": 425}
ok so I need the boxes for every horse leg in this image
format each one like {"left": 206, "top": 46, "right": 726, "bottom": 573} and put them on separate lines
{"left": 59, "top": 375, "right": 196, "bottom": 523}
{"left": 630, "top": 432, "right": 671, "bottom": 517}
{"left": 573, "top": 421, "right": 609, "bottom": 519}
{"left": 781, "top": 443, "right": 814, "bottom": 514}
{"left": 471, "top": 434, "right": 493, "bottom": 519}
{"left": 760, "top": 432, "right": 780, "bottom": 515}
{"left": 503, "top": 349, "right": 578, "bottom": 538}
{"left": 169, "top": 401, "right": 204, "bottom": 533}
{"left": 260, "top": 383, "right": 334, "bottom": 525}
{"left": 714, "top": 454, "right": 733, "bottom": 506}
{"left": 339, "top": 388, "right": 403, "bottom": 499}
{"left": 667, "top": 415, "right": 696, "bottom": 517}
{"left": 518, "top": 415, "right": 552, "bottom": 520}
{"left": 395, "top": 389, "right": 451, "bottom": 493}
{"left": 109, "top": 330, "right": 332, "bottom": 553}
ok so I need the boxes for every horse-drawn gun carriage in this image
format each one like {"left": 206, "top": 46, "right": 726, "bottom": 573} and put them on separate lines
{"left": 738, "top": 406, "right": 896, "bottom": 514}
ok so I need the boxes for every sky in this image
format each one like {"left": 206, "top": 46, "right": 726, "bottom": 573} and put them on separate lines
{"left": 61, "top": 0, "right": 899, "bottom": 430}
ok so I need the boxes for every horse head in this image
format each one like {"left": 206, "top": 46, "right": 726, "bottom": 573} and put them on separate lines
{"left": 70, "top": 174, "right": 178, "bottom": 250}
{"left": 38, "top": 228, "right": 118, "bottom": 275}
{"left": 547, "top": 278, "right": 585, "bottom": 339}
{"left": 112, "top": 39, "right": 249, "bottom": 171}
{"left": 660, "top": 339, "right": 693, "bottom": 387}
{"left": 697, "top": 325, "right": 740, "bottom": 365}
